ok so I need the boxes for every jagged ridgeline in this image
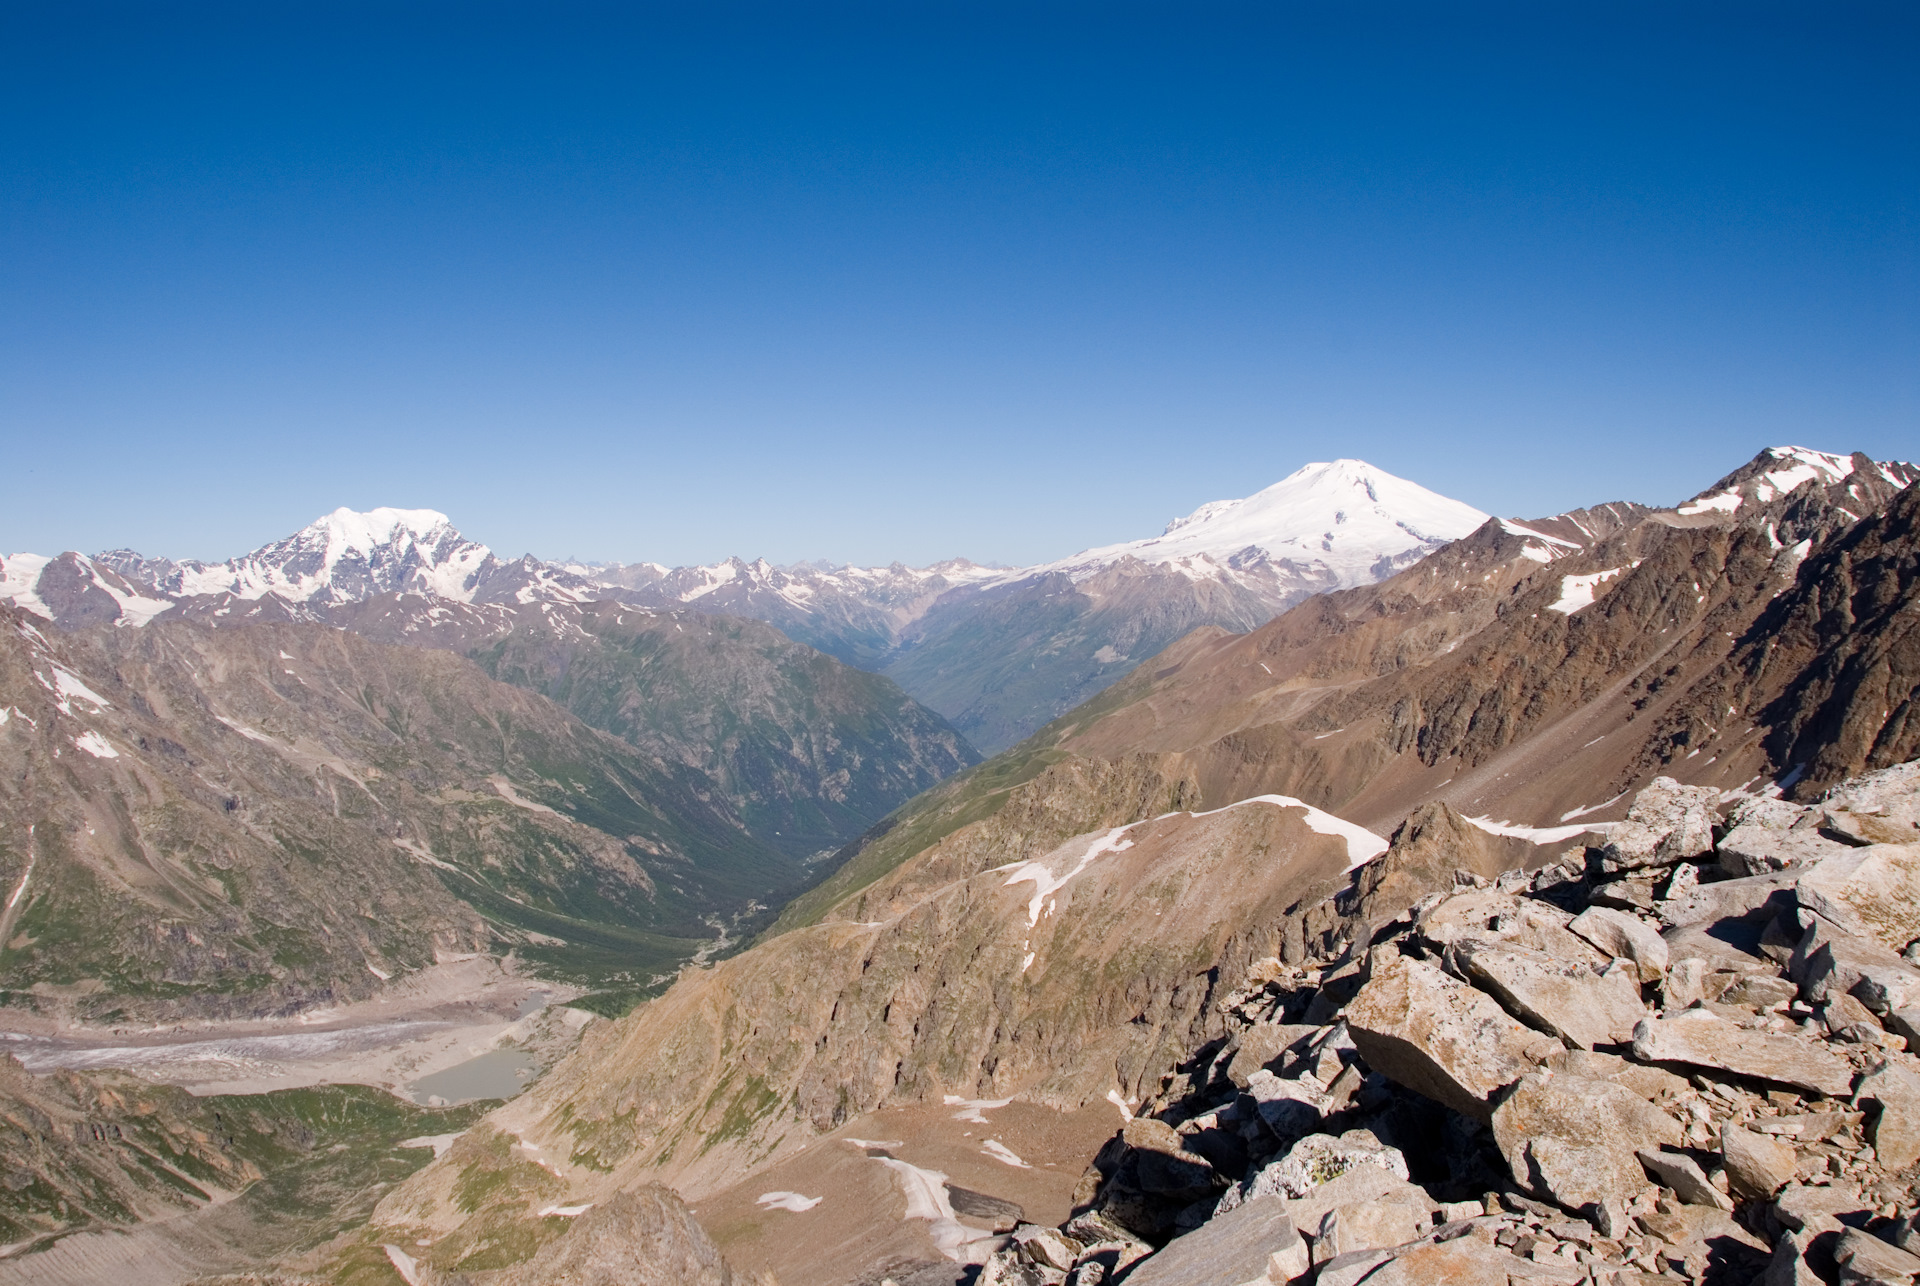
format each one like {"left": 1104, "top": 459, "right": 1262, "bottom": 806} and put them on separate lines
{"left": 325, "top": 448, "right": 1920, "bottom": 1283}
{"left": 0, "top": 609, "right": 964, "bottom": 1021}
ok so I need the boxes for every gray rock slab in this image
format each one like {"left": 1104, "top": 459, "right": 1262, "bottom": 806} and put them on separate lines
{"left": 1797, "top": 844, "right": 1920, "bottom": 955}
{"left": 1218, "top": 1131, "right": 1410, "bottom": 1216}
{"left": 1457, "top": 940, "right": 1646, "bottom": 1049}
{"left": 1119, "top": 1194, "right": 1306, "bottom": 1286}
{"left": 1833, "top": 1227, "right": 1920, "bottom": 1285}
{"left": 1243, "top": 1069, "right": 1333, "bottom": 1140}
{"left": 1569, "top": 906, "right": 1670, "bottom": 981}
{"left": 1637, "top": 1147, "right": 1732, "bottom": 1210}
{"left": 1720, "top": 822, "right": 1855, "bottom": 877}
{"left": 1857, "top": 1060, "right": 1920, "bottom": 1171}
{"left": 1596, "top": 777, "right": 1718, "bottom": 874}
{"left": 1793, "top": 910, "right": 1920, "bottom": 1014}
{"left": 1492, "top": 1072, "right": 1681, "bottom": 1224}
{"left": 1761, "top": 1229, "right": 1826, "bottom": 1286}
{"left": 1721, "top": 1123, "right": 1799, "bottom": 1199}
{"left": 1276, "top": 1165, "right": 1433, "bottom": 1246}
{"left": 1225, "top": 1024, "right": 1320, "bottom": 1089}
{"left": 1634, "top": 1201, "right": 1771, "bottom": 1257}
{"left": 1773, "top": 1181, "right": 1873, "bottom": 1233}
{"left": 1313, "top": 1198, "right": 1430, "bottom": 1261}
{"left": 1332, "top": 1237, "right": 1586, "bottom": 1285}
{"left": 1631, "top": 1008, "right": 1857, "bottom": 1097}
{"left": 1659, "top": 870, "right": 1800, "bottom": 929}
{"left": 1345, "top": 956, "right": 1559, "bottom": 1122}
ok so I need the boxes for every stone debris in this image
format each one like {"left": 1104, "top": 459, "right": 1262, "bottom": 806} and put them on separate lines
{"left": 1242, "top": 1069, "right": 1334, "bottom": 1139}
{"left": 1637, "top": 1147, "right": 1734, "bottom": 1212}
{"left": 1797, "top": 844, "right": 1920, "bottom": 955}
{"left": 1491, "top": 1071, "right": 1682, "bottom": 1231}
{"left": 1216, "top": 1131, "right": 1411, "bottom": 1215}
{"left": 1719, "top": 819, "right": 1856, "bottom": 877}
{"left": 1226, "top": 1024, "right": 1321, "bottom": 1089}
{"left": 1857, "top": 1061, "right": 1920, "bottom": 1171}
{"left": 1720, "top": 1123, "right": 1799, "bottom": 1199}
{"left": 1118, "top": 1195, "right": 1307, "bottom": 1286}
{"left": 1455, "top": 940, "right": 1647, "bottom": 1048}
{"left": 986, "top": 760, "right": 1920, "bottom": 1286}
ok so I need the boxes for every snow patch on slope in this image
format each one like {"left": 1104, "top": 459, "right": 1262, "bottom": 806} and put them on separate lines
{"left": 998, "top": 794, "right": 1388, "bottom": 927}
{"left": 1547, "top": 563, "right": 1639, "bottom": 615}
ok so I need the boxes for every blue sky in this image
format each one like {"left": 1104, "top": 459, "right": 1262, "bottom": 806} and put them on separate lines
{"left": 2, "top": 2, "right": 1914, "bottom": 567}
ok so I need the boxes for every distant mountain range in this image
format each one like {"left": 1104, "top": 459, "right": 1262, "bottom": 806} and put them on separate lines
{"left": 0, "top": 459, "right": 1496, "bottom": 751}
{"left": 5, "top": 449, "right": 1913, "bottom": 757}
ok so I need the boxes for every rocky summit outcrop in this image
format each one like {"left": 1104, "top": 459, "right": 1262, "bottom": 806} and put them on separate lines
{"left": 966, "top": 757, "right": 1920, "bottom": 1285}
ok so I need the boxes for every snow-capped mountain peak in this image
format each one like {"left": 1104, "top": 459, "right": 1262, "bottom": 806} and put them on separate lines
{"left": 305, "top": 506, "right": 457, "bottom": 553}
{"left": 162, "top": 506, "right": 495, "bottom": 604}
{"left": 1019, "top": 458, "right": 1492, "bottom": 588}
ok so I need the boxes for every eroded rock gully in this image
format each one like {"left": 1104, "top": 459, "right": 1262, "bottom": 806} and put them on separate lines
{"left": 971, "top": 759, "right": 1920, "bottom": 1285}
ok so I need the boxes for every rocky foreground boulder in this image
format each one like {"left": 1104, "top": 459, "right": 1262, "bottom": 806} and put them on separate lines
{"left": 968, "top": 762, "right": 1920, "bottom": 1285}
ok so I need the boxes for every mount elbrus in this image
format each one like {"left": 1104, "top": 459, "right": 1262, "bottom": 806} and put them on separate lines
{"left": 0, "top": 445, "right": 1916, "bottom": 1286}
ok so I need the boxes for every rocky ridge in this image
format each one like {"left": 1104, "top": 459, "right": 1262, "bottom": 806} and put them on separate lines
{"left": 773, "top": 451, "right": 1920, "bottom": 948}
{"left": 3, "top": 512, "right": 985, "bottom": 869}
{"left": 347, "top": 786, "right": 1380, "bottom": 1277}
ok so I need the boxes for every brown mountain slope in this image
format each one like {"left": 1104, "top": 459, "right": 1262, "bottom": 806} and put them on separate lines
{"left": 761, "top": 455, "right": 1911, "bottom": 942}
{"left": 1006, "top": 455, "right": 1917, "bottom": 840}
{"left": 353, "top": 795, "right": 1378, "bottom": 1278}
{"left": 0, "top": 611, "right": 798, "bottom": 1023}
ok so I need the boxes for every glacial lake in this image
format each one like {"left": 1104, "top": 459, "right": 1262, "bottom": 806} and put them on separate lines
{"left": 406, "top": 1047, "right": 538, "bottom": 1105}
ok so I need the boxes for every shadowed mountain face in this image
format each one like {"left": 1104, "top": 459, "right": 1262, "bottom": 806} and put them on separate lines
{"left": 0, "top": 611, "right": 810, "bottom": 1022}
{"left": 330, "top": 598, "right": 981, "bottom": 860}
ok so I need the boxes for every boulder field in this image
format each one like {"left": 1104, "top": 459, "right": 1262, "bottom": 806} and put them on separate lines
{"left": 967, "top": 761, "right": 1920, "bottom": 1285}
